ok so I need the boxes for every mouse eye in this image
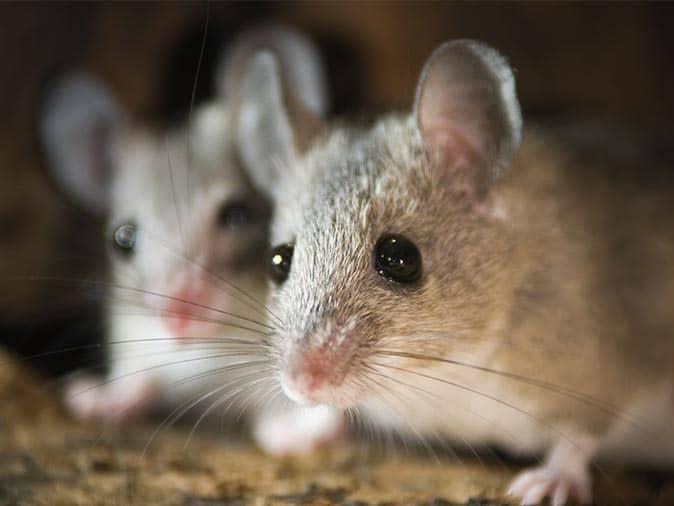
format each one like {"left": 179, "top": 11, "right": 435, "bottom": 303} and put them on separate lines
{"left": 374, "top": 234, "right": 421, "bottom": 284}
{"left": 268, "top": 243, "right": 294, "bottom": 284}
{"left": 217, "top": 199, "right": 257, "bottom": 229}
{"left": 112, "top": 223, "right": 137, "bottom": 256}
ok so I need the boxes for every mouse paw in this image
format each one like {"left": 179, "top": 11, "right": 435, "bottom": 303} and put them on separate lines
{"left": 507, "top": 435, "right": 596, "bottom": 505}
{"left": 63, "top": 376, "right": 158, "bottom": 424}
{"left": 253, "top": 404, "right": 344, "bottom": 456}
{"left": 507, "top": 464, "right": 592, "bottom": 505}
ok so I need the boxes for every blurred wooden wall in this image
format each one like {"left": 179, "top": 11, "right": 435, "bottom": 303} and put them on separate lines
{"left": 1, "top": 1, "right": 673, "bottom": 326}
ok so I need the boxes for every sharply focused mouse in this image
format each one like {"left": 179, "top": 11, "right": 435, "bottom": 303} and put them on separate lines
{"left": 38, "top": 26, "right": 343, "bottom": 456}
{"left": 230, "top": 37, "right": 674, "bottom": 504}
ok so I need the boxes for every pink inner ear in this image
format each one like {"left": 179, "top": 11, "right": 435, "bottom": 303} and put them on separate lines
{"left": 417, "top": 56, "right": 491, "bottom": 170}
{"left": 422, "top": 118, "right": 482, "bottom": 169}
{"left": 414, "top": 41, "right": 522, "bottom": 194}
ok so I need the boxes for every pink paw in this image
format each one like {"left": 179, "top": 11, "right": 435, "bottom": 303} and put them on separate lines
{"left": 63, "top": 376, "right": 158, "bottom": 424}
{"left": 253, "top": 405, "right": 344, "bottom": 456}
{"left": 507, "top": 464, "right": 592, "bottom": 506}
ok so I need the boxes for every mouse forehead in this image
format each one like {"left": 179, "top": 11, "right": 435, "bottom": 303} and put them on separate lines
{"left": 273, "top": 115, "right": 433, "bottom": 245}
{"left": 271, "top": 116, "right": 441, "bottom": 312}
{"left": 109, "top": 108, "right": 246, "bottom": 228}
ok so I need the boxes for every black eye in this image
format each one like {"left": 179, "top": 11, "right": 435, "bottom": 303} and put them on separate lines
{"left": 217, "top": 199, "right": 257, "bottom": 229}
{"left": 374, "top": 234, "right": 421, "bottom": 284}
{"left": 268, "top": 243, "right": 294, "bottom": 284}
{"left": 112, "top": 223, "right": 137, "bottom": 255}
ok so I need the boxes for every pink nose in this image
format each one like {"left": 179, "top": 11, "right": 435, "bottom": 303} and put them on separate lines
{"left": 162, "top": 288, "right": 202, "bottom": 338}
{"left": 294, "top": 358, "right": 329, "bottom": 392}
{"left": 284, "top": 351, "right": 339, "bottom": 404}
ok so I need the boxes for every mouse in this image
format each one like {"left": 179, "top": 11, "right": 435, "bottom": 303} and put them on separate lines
{"left": 229, "top": 38, "right": 674, "bottom": 504}
{"left": 37, "top": 25, "right": 343, "bottom": 456}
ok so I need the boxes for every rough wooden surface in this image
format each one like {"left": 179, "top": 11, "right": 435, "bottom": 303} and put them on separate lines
{"left": 1, "top": 350, "right": 673, "bottom": 506}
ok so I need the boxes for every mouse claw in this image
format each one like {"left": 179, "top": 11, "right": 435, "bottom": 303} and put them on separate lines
{"left": 506, "top": 438, "right": 594, "bottom": 505}
{"left": 507, "top": 461, "right": 592, "bottom": 506}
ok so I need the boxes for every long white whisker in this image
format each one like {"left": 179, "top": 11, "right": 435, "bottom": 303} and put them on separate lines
{"left": 185, "top": 373, "right": 274, "bottom": 449}
{"left": 373, "top": 347, "right": 652, "bottom": 436}
{"left": 65, "top": 352, "right": 270, "bottom": 401}
{"left": 142, "top": 365, "right": 267, "bottom": 457}
{"left": 372, "top": 361, "right": 579, "bottom": 452}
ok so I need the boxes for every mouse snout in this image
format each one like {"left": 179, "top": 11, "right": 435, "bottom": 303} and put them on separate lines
{"left": 280, "top": 324, "right": 362, "bottom": 408}
{"left": 162, "top": 285, "right": 205, "bottom": 336}
{"left": 160, "top": 270, "right": 225, "bottom": 340}
{"left": 282, "top": 350, "right": 336, "bottom": 404}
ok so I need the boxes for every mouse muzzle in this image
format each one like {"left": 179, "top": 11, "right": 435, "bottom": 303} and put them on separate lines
{"left": 279, "top": 321, "right": 363, "bottom": 408}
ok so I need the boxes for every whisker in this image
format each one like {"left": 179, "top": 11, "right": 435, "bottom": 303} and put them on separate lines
{"left": 172, "top": 360, "right": 272, "bottom": 390}
{"left": 106, "top": 336, "right": 268, "bottom": 348}
{"left": 13, "top": 275, "right": 278, "bottom": 332}
{"left": 120, "top": 218, "right": 278, "bottom": 327}
{"left": 2, "top": 335, "right": 268, "bottom": 371}
{"left": 372, "top": 361, "right": 579, "bottom": 451}
{"left": 231, "top": 375, "right": 273, "bottom": 425}
{"left": 352, "top": 375, "right": 406, "bottom": 451}
{"left": 109, "top": 309, "right": 275, "bottom": 337}
{"left": 179, "top": 255, "right": 285, "bottom": 329}
{"left": 249, "top": 378, "right": 283, "bottom": 416}
{"left": 184, "top": 373, "right": 274, "bottom": 449}
{"left": 113, "top": 349, "right": 266, "bottom": 373}
{"left": 374, "top": 349, "right": 652, "bottom": 436}
{"left": 48, "top": 349, "right": 268, "bottom": 399}
{"left": 118, "top": 222, "right": 284, "bottom": 328}
{"left": 365, "top": 370, "right": 506, "bottom": 469}
{"left": 165, "top": 135, "right": 187, "bottom": 258}
{"left": 363, "top": 364, "right": 441, "bottom": 403}
{"left": 359, "top": 372, "right": 444, "bottom": 465}
{"left": 105, "top": 294, "right": 275, "bottom": 329}
{"left": 142, "top": 365, "right": 267, "bottom": 457}
{"left": 253, "top": 385, "right": 290, "bottom": 441}
{"left": 186, "top": 2, "right": 210, "bottom": 169}
{"left": 363, "top": 365, "right": 518, "bottom": 467}
{"left": 65, "top": 352, "right": 271, "bottom": 400}
{"left": 120, "top": 286, "right": 277, "bottom": 331}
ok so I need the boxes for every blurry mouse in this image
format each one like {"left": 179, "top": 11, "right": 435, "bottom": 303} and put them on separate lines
{"left": 231, "top": 38, "right": 674, "bottom": 504}
{"left": 38, "top": 25, "right": 343, "bottom": 456}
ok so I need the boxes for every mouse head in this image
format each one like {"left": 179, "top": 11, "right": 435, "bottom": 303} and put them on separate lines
{"left": 236, "top": 40, "right": 522, "bottom": 408}
{"left": 38, "top": 69, "right": 269, "bottom": 340}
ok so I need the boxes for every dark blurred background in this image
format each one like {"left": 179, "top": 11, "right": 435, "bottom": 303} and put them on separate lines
{"left": 1, "top": 1, "right": 673, "bottom": 377}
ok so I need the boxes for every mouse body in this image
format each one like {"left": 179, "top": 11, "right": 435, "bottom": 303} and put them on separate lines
{"left": 38, "top": 26, "right": 343, "bottom": 455}
{"left": 233, "top": 39, "right": 674, "bottom": 504}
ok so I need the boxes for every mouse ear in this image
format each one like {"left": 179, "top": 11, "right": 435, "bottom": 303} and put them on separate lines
{"left": 414, "top": 40, "right": 522, "bottom": 197}
{"left": 222, "top": 25, "right": 328, "bottom": 197}
{"left": 39, "top": 72, "right": 126, "bottom": 213}
{"left": 218, "top": 24, "right": 328, "bottom": 116}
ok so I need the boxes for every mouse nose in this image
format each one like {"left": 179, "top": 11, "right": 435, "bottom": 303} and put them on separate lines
{"left": 282, "top": 351, "right": 335, "bottom": 405}
{"left": 292, "top": 353, "right": 333, "bottom": 393}
{"left": 280, "top": 325, "right": 358, "bottom": 406}
{"left": 162, "top": 287, "right": 203, "bottom": 338}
